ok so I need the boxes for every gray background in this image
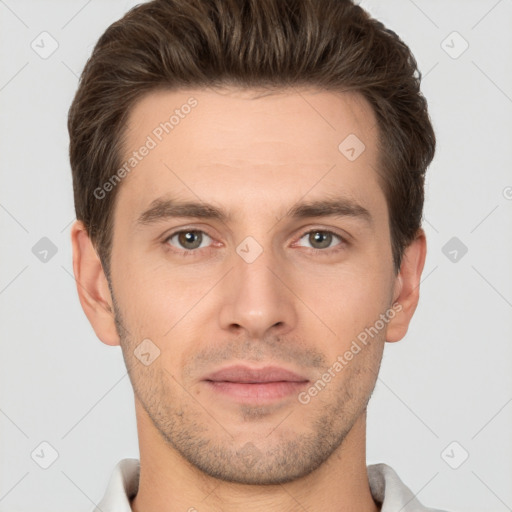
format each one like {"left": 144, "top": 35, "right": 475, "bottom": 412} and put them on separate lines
{"left": 1, "top": 0, "right": 511, "bottom": 511}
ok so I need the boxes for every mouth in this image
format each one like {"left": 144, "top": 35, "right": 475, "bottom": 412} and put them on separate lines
{"left": 202, "top": 365, "right": 310, "bottom": 403}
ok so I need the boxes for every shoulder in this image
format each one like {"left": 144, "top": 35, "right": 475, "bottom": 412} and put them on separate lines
{"left": 367, "top": 463, "right": 453, "bottom": 512}
{"left": 92, "top": 458, "right": 140, "bottom": 512}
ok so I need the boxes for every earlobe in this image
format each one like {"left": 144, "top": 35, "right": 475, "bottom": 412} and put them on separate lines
{"left": 70, "top": 220, "right": 120, "bottom": 346}
{"left": 386, "top": 229, "right": 427, "bottom": 343}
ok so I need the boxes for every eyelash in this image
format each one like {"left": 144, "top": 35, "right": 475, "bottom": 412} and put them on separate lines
{"left": 163, "top": 228, "right": 348, "bottom": 257}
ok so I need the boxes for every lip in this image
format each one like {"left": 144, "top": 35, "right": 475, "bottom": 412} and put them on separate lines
{"left": 203, "top": 365, "right": 309, "bottom": 383}
{"left": 202, "top": 365, "right": 309, "bottom": 403}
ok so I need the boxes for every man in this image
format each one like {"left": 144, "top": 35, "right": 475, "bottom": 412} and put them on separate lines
{"left": 68, "top": 0, "right": 448, "bottom": 510}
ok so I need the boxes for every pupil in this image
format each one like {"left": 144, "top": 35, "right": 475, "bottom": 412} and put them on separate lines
{"left": 179, "top": 231, "right": 201, "bottom": 249}
{"left": 311, "top": 231, "right": 331, "bottom": 249}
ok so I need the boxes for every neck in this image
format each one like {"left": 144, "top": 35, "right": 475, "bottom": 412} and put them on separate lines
{"left": 130, "top": 405, "right": 380, "bottom": 512}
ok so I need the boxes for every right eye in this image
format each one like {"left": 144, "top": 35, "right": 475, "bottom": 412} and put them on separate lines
{"left": 165, "top": 230, "right": 214, "bottom": 252}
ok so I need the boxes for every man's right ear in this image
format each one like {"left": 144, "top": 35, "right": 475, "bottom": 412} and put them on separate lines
{"left": 70, "top": 220, "right": 120, "bottom": 346}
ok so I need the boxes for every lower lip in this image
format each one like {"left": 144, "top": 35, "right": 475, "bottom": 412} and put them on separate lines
{"left": 204, "top": 381, "right": 308, "bottom": 402}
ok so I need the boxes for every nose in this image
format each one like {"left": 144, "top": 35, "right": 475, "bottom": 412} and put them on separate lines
{"left": 218, "top": 243, "right": 298, "bottom": 340}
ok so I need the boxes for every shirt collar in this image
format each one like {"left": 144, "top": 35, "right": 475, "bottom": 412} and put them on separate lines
{"left": 93, "top": 459, "right": 446, "bottom": 512}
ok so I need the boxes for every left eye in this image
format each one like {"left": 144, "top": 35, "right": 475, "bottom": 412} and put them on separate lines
{"left": 296, "top": 230, "right": 344, "bottom": 250}
{"left": 166, "top": 230, "right": 213, "bottom": 250}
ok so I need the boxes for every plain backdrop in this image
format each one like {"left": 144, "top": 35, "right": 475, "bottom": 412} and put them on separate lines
{"left": 1, "top": 1, "right": 511, "bottom": 511}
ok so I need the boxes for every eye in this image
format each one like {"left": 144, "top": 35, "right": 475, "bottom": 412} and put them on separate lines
{"left": 165, "top": 230, "right": 213, "bottom": 251}
{"left": 296, "top": 230, "right": 345, "bottom": 251}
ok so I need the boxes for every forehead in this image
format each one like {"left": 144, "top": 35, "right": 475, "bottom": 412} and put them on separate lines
{"left": 115, "top": 86, "right": 384, "bottom": 223}
{"left": 124, "top": 86, "right": 377, "bottom": 157}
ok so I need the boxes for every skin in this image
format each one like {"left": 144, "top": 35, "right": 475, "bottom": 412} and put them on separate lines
{"left": 71, "top": 87, "right": 426, "bottom": 512}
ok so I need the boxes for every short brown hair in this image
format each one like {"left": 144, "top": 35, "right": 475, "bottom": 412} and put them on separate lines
{"left": 68, "top": 0, "right": 435, "bottom": 277}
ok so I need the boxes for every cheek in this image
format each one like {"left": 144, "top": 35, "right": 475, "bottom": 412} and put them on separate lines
{"left": 112, "top": 245, "right": 177, "bottom": 310}
{"left": 115, "top": 263, "right": 218, "bottom": 360}
{"left": 299, "top": 266, "right": 392, "bottom": 350}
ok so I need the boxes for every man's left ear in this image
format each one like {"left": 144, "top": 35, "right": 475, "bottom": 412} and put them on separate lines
{"left": 386, "top": 228, "right": 427, "bottom": 343}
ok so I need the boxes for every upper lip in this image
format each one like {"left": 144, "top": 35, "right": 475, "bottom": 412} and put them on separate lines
{"left": 203, "top": 365, "right": 309, "bottom": 383}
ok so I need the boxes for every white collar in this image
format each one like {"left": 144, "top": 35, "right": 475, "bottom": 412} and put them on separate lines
{"left": 92, "top": 458, "right": 448, "bottom": 512}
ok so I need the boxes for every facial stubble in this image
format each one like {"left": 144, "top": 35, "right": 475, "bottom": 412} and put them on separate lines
{"left": 110, "top": 290, "right": 385, "bottom": 485}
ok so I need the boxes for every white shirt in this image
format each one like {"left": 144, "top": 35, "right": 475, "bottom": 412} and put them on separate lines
{"left": 93, "top": 458, "right": 450, "bottom": 512}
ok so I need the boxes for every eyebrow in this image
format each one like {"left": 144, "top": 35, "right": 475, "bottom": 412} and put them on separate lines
{"left": 135, "top": 196, "right": 372, "bottom": 227}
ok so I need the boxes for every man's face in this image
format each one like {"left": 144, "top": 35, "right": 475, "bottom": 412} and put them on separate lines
{"left": 108, "top": 87, "right": 398, "bottom": 484}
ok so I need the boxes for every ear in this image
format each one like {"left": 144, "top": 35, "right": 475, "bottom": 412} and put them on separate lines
{"left": 386, "top": 228, "right": 427, "bottom": 343}
{"left": 70, "top": 220, "right": 120, "bottom": 346}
